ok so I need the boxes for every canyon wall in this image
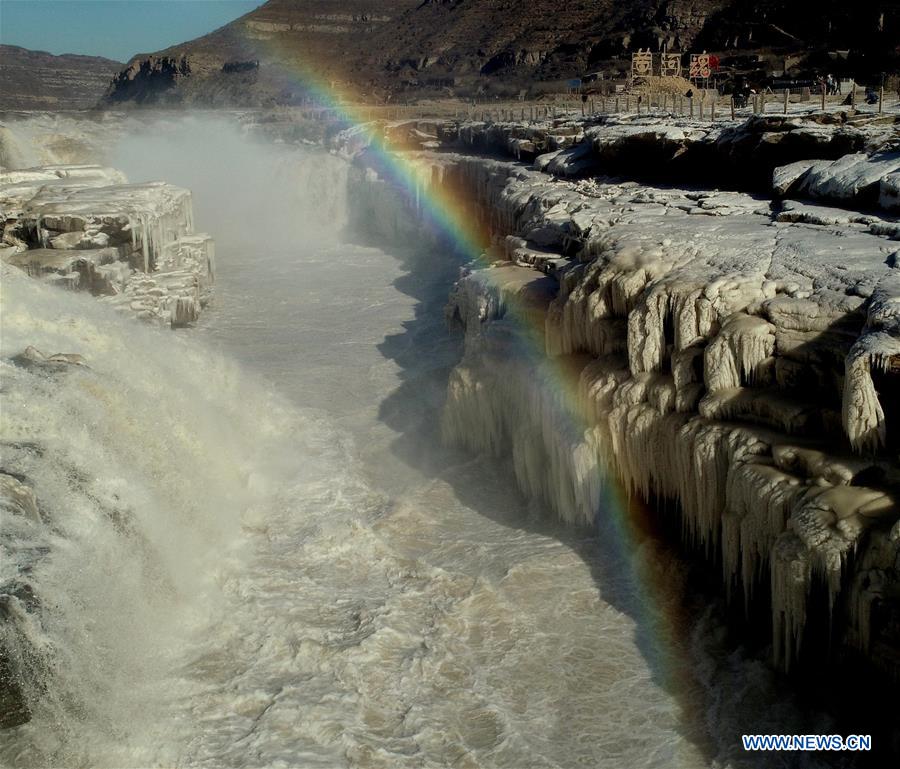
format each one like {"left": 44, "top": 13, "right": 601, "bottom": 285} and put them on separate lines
{"left": 341, "top": 116, "right": 900, "bottom": 678}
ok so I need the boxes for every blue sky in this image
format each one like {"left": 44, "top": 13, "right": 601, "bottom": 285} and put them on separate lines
{"left": 0, "top": 0, "right": 263, "bottom": 62}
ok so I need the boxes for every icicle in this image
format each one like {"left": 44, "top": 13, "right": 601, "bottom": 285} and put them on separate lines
{"left": 141, "top": 214, "right": 149, "bottom": 273}
{"left": 771, "top": 533, "right": 812, "bottom": 671}
{"left": 721, "top": 460, "right": 806, "bottom": 608}
{"left": 842, "top": 337, "right": 893, "bottom": 453}
{"left": 705, "top": 314, "right": 775, "bottom": 393}
{"left": 627, "top": 290, "right": 668, "bottom": 374}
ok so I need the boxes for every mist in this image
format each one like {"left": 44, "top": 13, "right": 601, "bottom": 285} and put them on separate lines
{"left": 110, "top": 116, "right": 348, "bottom": 249}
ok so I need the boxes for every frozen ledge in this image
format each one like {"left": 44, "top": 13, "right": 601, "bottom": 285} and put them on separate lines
{"left": 0, "top": 165, "right": 215, "bottom": 327}
{"left": 351, "top": 141, "right": 900, "bottom": 676}
{"left": 378, "top": 112, "right": 900, "bottom": 212}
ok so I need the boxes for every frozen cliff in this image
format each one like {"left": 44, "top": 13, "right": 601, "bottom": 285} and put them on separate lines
{"left": 0, "top": 164, "right": 214, "bottom": 327}
{"left": 441, "top": 111, "right": 900, "bottom": 213}
{"left": 336, "top": 114, "right": 900, "bottom": 679}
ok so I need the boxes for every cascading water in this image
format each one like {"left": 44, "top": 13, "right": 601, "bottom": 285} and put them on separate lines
{"left": 0, "top": 264, "right": 302, "bottom": 765}
{"left": 1, "top": 116, "right": 855, "bottom": 769}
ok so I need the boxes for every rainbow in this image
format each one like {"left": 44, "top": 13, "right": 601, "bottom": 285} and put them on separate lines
{"left": 244, "top": 29, "right": 697, "bottom": 712}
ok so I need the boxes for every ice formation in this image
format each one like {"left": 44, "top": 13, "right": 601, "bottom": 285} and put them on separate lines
{"left": 357, "top": 124, "right": 900, "bottom": 674}
{"left": 0, "top": 164, "right": 214, "bottom": 327}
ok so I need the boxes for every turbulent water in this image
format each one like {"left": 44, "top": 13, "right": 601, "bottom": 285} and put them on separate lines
{"left": 1, "top": 118, "right": 849, "bottom": 769}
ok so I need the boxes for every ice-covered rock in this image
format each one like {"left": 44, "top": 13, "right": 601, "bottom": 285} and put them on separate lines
{"left": 791, "top": 151, "right": 900, "bottom": 203}
{"left": 397, "top": 145, "right": 900, "bottom": 675}
{"left": 0, "top": 474, "right": 41, "bottom": 524}
{"left": 0, "top": 164, "right": 214, "bottom": 327}
{"left": 772, "top": 160, "right": 819, "bottom": 196}
{"left": 10, "top": 346, "right": 88, "bottom": 372}
{"left": 435, "top": 112, "right": 899, "bottom": 198}
{"left": 881, "top": 172, "right": 900, "bottom": 211}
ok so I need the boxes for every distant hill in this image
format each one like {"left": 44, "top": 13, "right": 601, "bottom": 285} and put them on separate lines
{"left": 0, "top": 45, "right": 122, "bottom": 110}
{"left": 104, "top": 0, "right": 420, "bottom": 107}
{"left": 102, "top": 0, "right": 899, "bottom": 106}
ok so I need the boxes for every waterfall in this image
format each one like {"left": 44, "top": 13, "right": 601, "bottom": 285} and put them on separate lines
{"left": 0, "top": 265, "right": 337, "bottom": 765}
{"left": 0, "top": 116, "right": 374, "bottom": 766}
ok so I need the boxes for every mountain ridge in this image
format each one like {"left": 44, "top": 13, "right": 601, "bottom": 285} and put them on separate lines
{"left": 0, "top": 45, "right": 122, "bottom": 111}
{"left": 9, "top": 0, "right": 898, "bottom": 109}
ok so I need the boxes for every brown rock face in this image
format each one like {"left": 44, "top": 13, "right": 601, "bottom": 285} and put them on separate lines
{"left": 104, "top": 0, "right": 420, "bottom": 107}
{"left": 105, "top": 56, "right": 192, "bottom": 105}
{"left": 99, "top": 0, "right": 898, "bottom": 106}
{"left": 0, "top": 45, "right": 122, "bottom": 111}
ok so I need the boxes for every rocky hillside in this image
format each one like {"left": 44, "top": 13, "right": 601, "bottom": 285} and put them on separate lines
{"left": 0, "top": 45, "right": 122, "bottom": 110}
{"left": 103, "top": 0, "right": 898, "bottom": 105}
{"left": 104, "top": 0, "right": 420, "bottom": 107}
{"left": 371, "top": 0, "right": 896, "bottom": 89}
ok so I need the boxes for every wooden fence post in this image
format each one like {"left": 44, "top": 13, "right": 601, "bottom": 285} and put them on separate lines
{"left": 689, "top": 96, "right": 694, "bottom": 118}
{"left": 783, "top": 88, "right": 789, "bottom": 114}
{"left": 730, "top": 96, "right": 735, "bottom": 120}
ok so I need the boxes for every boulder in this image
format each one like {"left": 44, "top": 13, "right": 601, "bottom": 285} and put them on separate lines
{"left": 11, "top": 346, "right": 87, "bottom": 372}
